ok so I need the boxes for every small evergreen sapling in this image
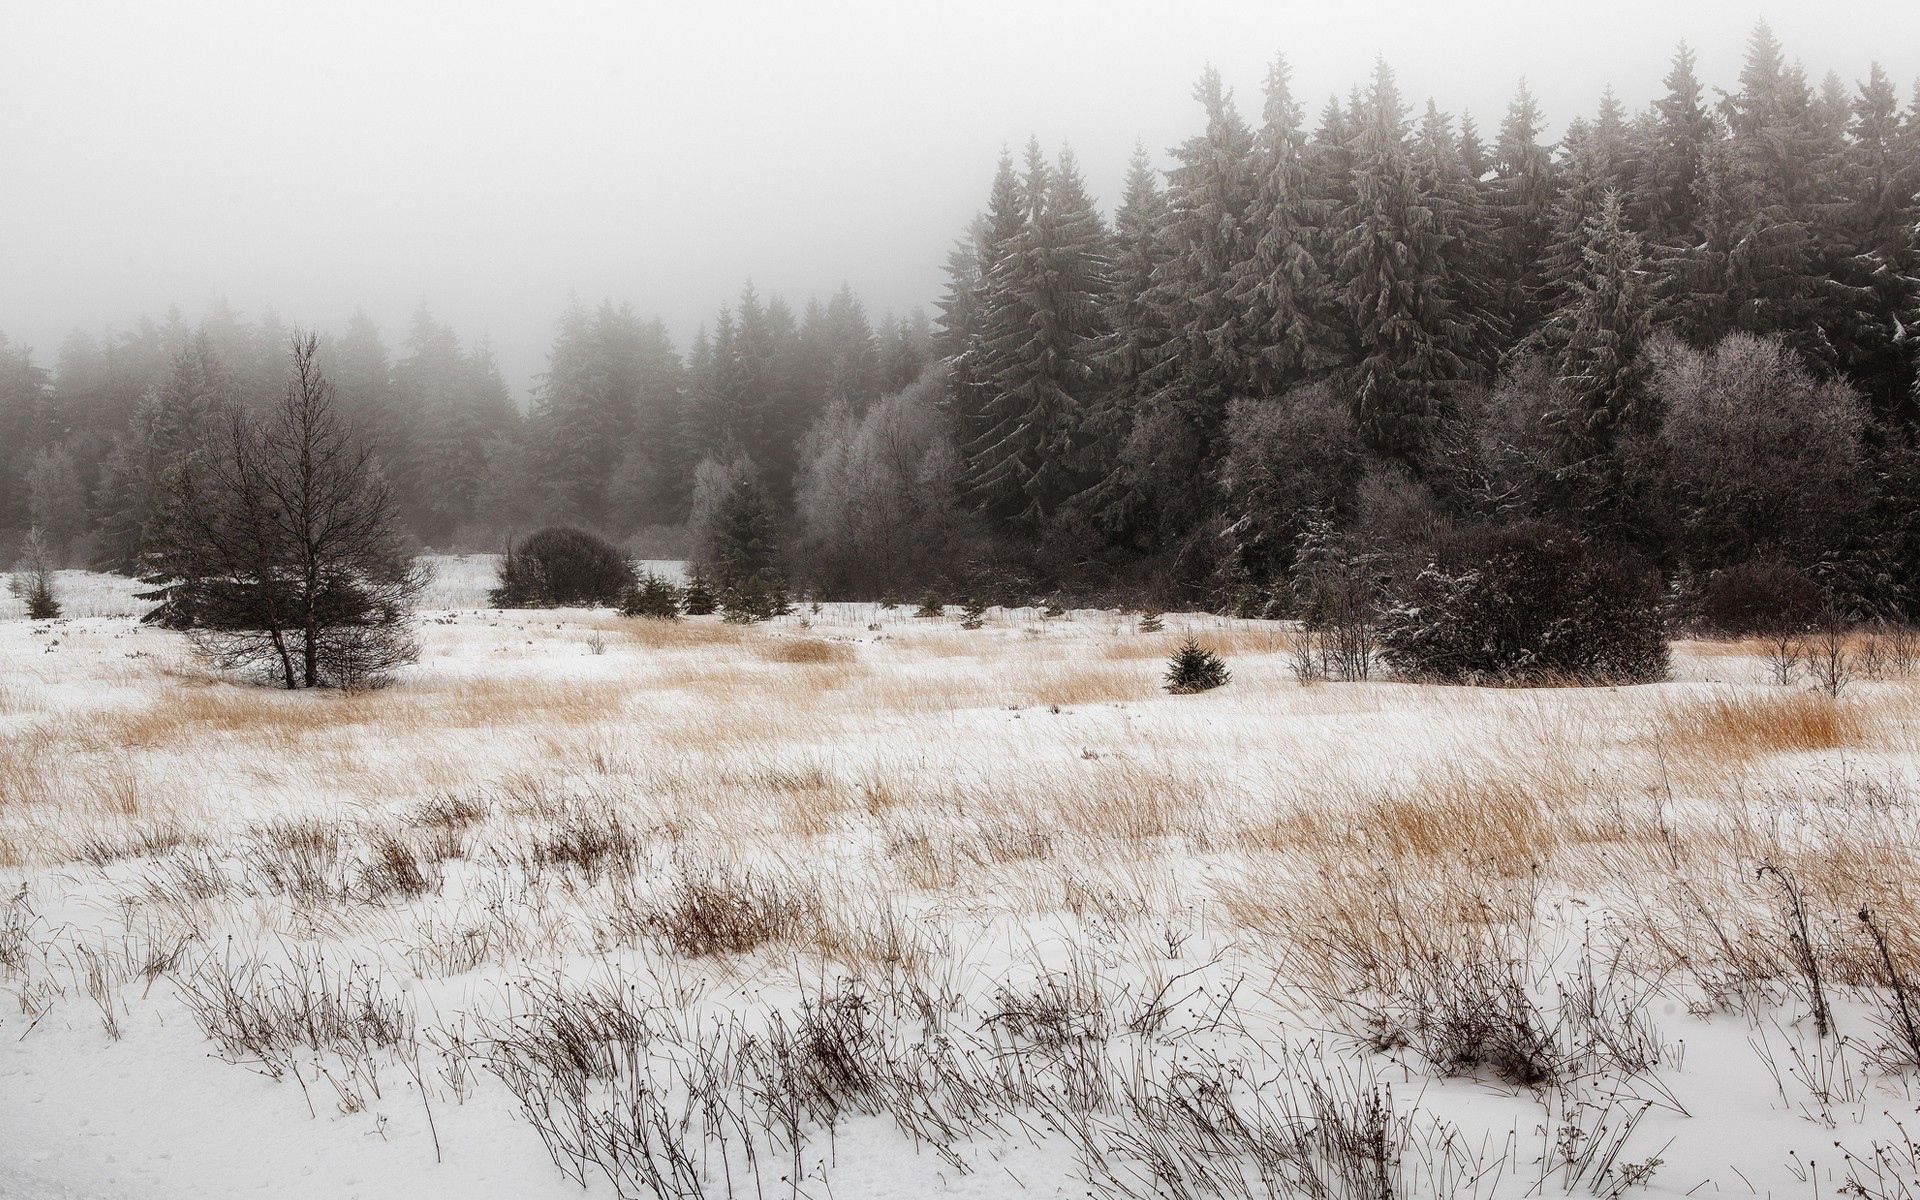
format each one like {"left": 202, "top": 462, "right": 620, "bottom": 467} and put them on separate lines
{"left": 1041, "top": 597, "right": 1066, "bottom": 619}
{"left": 681, "top": 572, "right": 718, "bottom": 616}
{"left": 767, "top": 580, "right": 795, "bottom": 618}
{"left": 960, "top": 596, "right": 987, "bottom": 630}
{"left": 620, "top": 573, "right": 682, "bottom": 620}
{"left": 1139, "top": 610, "right": 1165, "bottom": 633}
{"left": 1165, "top": 638, "right": 1230, "bottom": 694}
{"left": 914, "top": 592, "right": 943, "bottom": 618}
{"left": 11, "top": 528, "right": 61, "bottom": 620}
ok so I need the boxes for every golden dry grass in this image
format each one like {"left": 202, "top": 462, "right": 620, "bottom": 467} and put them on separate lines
{"left": 1664, "top": 690, "right": 1865, "bottom": 757}
{"left": 758, "top": 637, "right": 856, "bottom": 665}
{"left": 17, "top": 597, "right": 1920, "bottom": 1200}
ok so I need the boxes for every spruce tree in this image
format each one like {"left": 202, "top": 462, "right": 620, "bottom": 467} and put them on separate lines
{"left": 1715, "top": 22, "right": 1837, "bottom": 363}
{"left": 1140, "top": 67, "right": 1259, "bottom": 452}
{"left": 1334, "top": 60, "right": 1472, "bottom": 464}
{"left": 92, "top": 332, "right": 233, "bottom": 572}
{"left": 1548, "top": 189, "right": 1655, "bottom": 539}
{"left": 941, "top": 153, "right": 1027, "bottom": 469}
{"left": 960, "top": 596, "right": 987, "bottom": 629}
{"left": 620, "top": 572, "right": 683, "bottom": 620}
{"left": 1647, "top": 44, "right": 1716, "bottom": 247}
{"left": 1835, "top": 62, "right": 1920, "bottom": 419}
{"left": 1491, "top": 79, "right": 1559, "bottom": 344}
{"left": 967, "top": 142, "right": 1112, "bottom": 533}
{"left": 1232, "top": 54, "right": 1327, "bottom": 396}
{"left": 1165, "top": 637, "right": 1230, "bottom": 693}
{"left": 704, "top": 471, "right": 780, "bottom": 590}
{"left": 1079, "top": 144, "right": 1173, "bottom": 532}
{"left": 1411, "top": 100, "right": 1503, "bottom": 374}
{"left": 681, "top": 570, "right": 718, "bottom": 616}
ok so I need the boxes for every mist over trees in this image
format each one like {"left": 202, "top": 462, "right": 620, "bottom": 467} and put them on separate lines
{"left": 7, "top": 23, "right": 1920, "bottom": 619}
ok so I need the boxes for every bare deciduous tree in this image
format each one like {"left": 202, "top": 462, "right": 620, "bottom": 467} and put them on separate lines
{"left": 141, "top": 333, "right": 424, "bottom": 689}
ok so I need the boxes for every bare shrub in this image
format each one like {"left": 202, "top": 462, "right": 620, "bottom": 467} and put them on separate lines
{"left": 243, "top": 818, "right": 346, "bottom": 901}
{"left": 0, "top": 885, "right": 34, "bottom": 976}
{"left": 358, "top": 831, "right": 433, "bottom": 901}
{"left": 629, "top": 864, "right": 814, "bottom": 957}
{"left": 173, "top": 950, "right": 415, "bottom": 1114}
{"left": 1861, "top": 908, "right": 1920, "bottom": 1070}
{"left": 524, "top": 808, "right": 643, "bottom": 882}
{"left": 1800, "top": 612, "right": 1854, "bottom": 697}
{"left": 1759, "top": 862, "right": 1833, "bottom": 1039}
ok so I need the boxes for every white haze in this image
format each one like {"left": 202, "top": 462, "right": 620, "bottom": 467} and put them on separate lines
{"left": 2, "top": 0, "right": 1916, "bottom": 400}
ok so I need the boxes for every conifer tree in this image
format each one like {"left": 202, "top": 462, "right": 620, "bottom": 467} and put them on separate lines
{"left": 1165, "top": 637, "right": 1230, "bottom": 693}
{"left": 1078, "top": 145, "right": 1173, "bottom": 521}
{"left": 700, "top": 469, "right": 780, "bottom": 590}
{"left": 941, "top": 153, "right": 1028, "bottom": 465}
{"left": 1102, "top": 67, "right": 1259, "bottom": 550}
{"left": 967, "top": 142, "right": 1112, "bottom": 532}
{"left": 92, "top": 332, "right": 234, "bottom": 572}
{"left": 1647, "top": 43, "right": 1716, "bottom": 247}
{"left": 1715, "top": 22, "right": 1838, "bottom": 363}
{"left": 1548, "top": 189, "right": 1655, "bottom": 539}
{"left": 1491, "top": 79, "right": 1560, "bottom": 344}
{"left": 1334, "top": 61, "right": 1472, "bottom": 463}
{"left": 1232, "top": 54, "right": 1326, "bottom": 396}
{"left": 1411, "top": 100, "right": 1503, "bottom": 373}
{"left": 1140, "top": 66, "right": 1259, "bottom": 436}
{"left": 1835, "top": 62, "right": 1919, "bottom": 418}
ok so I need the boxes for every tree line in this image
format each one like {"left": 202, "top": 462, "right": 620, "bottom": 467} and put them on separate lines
{"left": 6, "top": 23, "right": 1920, "bottom": 624}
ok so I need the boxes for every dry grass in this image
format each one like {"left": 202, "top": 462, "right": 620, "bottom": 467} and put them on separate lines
{"left": 10, "top": 590, "right": 1920, "bottom": 1196}
{"left": 1664, "top": 690, "right": 1866, "bottom": 758}
{"left": 758, "top": 636, "right": 856, "bottom": 665}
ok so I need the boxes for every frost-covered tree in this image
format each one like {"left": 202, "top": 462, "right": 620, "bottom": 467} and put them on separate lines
{"left": 966, "top": 142, "right": 1112, "bottom": 532}
{"left": 1231, "top": 54, "right": 1326, "bottom": 397}
{"left": 1490, "top": 79, "right": 1560, "bottom": 344}
{"left": 1334, "top": 61, "right": 1473, "bottom": 464}
{"left": 1548, "top": 190, "right": 1657, "bottom": 540}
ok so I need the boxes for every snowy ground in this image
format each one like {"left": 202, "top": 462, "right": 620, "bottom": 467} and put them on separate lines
{"left": 4, "top": 557, "right": 1920, "bottom": 1198}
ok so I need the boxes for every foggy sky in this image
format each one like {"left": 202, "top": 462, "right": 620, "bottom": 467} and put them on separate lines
{"left": 4, "top": 0, "right": 1917, "bottom": 402}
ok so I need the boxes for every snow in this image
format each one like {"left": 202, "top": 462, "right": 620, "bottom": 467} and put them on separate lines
{"left": 3, "top": 561, "right": 1920, "bottom": 1198}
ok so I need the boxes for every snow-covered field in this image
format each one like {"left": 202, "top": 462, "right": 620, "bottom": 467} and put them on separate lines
{"left": 5, "top": 557, "right": 1920, "bottom": 1199}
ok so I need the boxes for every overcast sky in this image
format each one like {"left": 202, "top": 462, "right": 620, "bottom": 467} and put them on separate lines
{"left": 3, "top": 0, "right": 1917, "bottom": 400}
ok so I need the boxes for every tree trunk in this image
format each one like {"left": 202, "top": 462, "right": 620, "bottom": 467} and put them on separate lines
{"left": 267, "top": 627, "right": 297, "bottom": 690}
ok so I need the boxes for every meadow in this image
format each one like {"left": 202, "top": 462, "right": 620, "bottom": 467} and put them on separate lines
{"left": 4, "top": 556, "right": 1920, "bottom": 1199}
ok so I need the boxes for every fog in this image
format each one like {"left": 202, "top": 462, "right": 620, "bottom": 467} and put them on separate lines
{"left": 3, "top": 0, "right": 1916, "bottom": 399}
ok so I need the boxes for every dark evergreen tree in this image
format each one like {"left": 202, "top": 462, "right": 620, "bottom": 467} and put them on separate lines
{"left": 1834, "top": 62, "right": 1919, "bottom": 419}
{"left": 1334, "top": 60, "right": 1473, "bottom": 463}
{"left": 1490, "top": 79, "right": 1560, "bottom": 346}
{"left": 966, "top": 142, "right": 1112, "bottom": 533}
{"left": 1232, "top": 54, "right": 1326, "bottom": 396}
{"left": 1547, "top": 189, "right": 1656, "bottom": 540}
{"left": 1646, "top": 43, "right": 1716, "bottom": 247}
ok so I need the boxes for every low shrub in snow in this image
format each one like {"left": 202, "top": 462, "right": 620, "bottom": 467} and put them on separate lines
{"left": 11, "top": 528, "right": 62, "bottom": 619}
{"left": 1378, "top": 523, "right": 1668, "bottom": 685}
{"left": 489, "top": 527, "right": 634, "bottom": 608}
{"left": 1695, "top": 559, "right": 1825, "bottom": 636}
